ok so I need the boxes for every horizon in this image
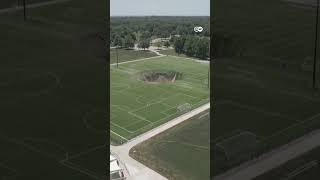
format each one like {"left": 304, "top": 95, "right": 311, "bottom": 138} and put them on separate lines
{"left": 110, "top": 15, "right": 210, "bottom": 17}
{"left": 111, "top": 0, "right": 210, "bottom": 17}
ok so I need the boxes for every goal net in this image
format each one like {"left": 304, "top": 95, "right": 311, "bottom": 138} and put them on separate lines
{"left": 177, "top": 103, "right": 192, "bottom": 112}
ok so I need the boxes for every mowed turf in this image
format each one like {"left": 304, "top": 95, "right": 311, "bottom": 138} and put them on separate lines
{"left": 213, "top": 0, "right": 317, "bottom": 65}
{"left": 212, "top": 56, "right": 320, "bottom": 175}
{"left": 0, "top": 0, "right": 107, "bottom": 179}
{"left": 159, "top": 49, "right": 188, "bottom": 58}
{"left": 110, "top": 56, "right": 209, "bottom": 144}
{"left": 130, "top": 110, "right": 210, "bottom": 180}
{"left": 213, "top": 0, "right": 320, "bottom": 175}
{"left": 110, "top": 49, "right": 158, "bottom": 64}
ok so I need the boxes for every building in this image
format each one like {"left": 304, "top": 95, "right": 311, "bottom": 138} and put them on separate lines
{"left": 110, "top": 154, "right": 126, "bottom": 180}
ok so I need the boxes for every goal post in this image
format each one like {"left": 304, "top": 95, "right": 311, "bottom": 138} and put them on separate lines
{"left": 177, "top": 103, "right": 192, "bottom": 112}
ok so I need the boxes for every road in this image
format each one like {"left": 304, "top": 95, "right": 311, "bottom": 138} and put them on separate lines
{"left": 110, "top": 103, "right": 210, "bottom": 180}
{"left": 214, "top": 129, "right": 320, "bottom": 180}
{"left": 0, "top": 0, "right": 71, "bottom": 14}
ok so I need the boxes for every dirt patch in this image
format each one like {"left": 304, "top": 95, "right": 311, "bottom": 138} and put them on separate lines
{"left": 139, "top": 70, "right": 183, "bottom": 83}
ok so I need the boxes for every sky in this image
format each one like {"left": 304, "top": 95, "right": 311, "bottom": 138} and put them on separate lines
{"left": 110, "top": 0, "right": 210, "bottom": 16}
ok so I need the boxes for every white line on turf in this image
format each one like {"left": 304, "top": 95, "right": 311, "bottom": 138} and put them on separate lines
{"left": 111, "top": 130, "right": 129, "bottom": 141}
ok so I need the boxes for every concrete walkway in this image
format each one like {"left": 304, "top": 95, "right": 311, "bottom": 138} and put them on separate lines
{"left": 111, "top": 103, "right": 210, "bottom": 180}
{"left": 214, "top": 129, "right": 320, "bottom": 180}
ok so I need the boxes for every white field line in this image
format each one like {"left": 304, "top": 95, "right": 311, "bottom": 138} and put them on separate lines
{"left": 62, "top": 145, "right": 105, "bottom": 161}
{"left": 128, "top": 93, "right": 208, "bottom": 134}
{"left": 214, "top": 130, "right": 320, "bottom": 180}
{"left": 124, "top": 119, "right": 150, "bottom": 130}
{"left": 110, "top": 130, "right": 129, "bottom": 141}
{"left": 110, "top": 103, "right": 210, "bottom": 180}
{"left": 59, "top": 160, "right": 104, "bottom": 180}
{"left": 116, "top": 102, "right": 209, "bottom": 148}
{"left": 111, "top": 122, "right": 134, "bottom": 134}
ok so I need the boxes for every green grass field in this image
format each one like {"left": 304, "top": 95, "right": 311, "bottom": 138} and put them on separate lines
{"left": 110, "top": 48, "right": 158, "bottom": 64}
{"left": 159, "top": 49, "right": 188, "bottom": 58}
{"left": 110, "top": 56, "right": 209, "bottom": 145}
{"left": 130, "top": 110, "right": 210, "bottom": 180}
{"left": 0, "top": 0, "right": 106, "bottom": 179}
{"left": 212, "top": 56, "right": 320, "bottom": 175}
{"left": 213, "top": 0, "right": 317, "bottom": 64}
{"left": 213, "top": 0, "right": 320, "bottom": 175}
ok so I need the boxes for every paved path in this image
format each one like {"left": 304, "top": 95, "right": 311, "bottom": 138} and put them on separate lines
{"left": 0, "top": 0, "right": 71, "bottom": 14}
{"left": 111, "top": 103, "right": 210, "bottom": 180}
{"left": 110, "top": 47, "right": 166, "bottom": 66}
{"left": 214, "top": 129, "right": 320, "bottom": 180}
{"left": 110, "top": 54, "right": 164, "bottom": 66}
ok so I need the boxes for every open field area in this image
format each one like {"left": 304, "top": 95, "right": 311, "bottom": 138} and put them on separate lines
{"left": 212, "top": 56, "right": 320, "bottom": 175}
{"left": 255, "top": 146, "right": 320, "bottom": 180}
{"left": 213, "top": 0, "right": 318, "bottom": 64}
{"left": 0, "top": 0, "right": 106, "bottom": 179}
{"left": 159, "top": 49, "right": 188, "bottom": 58}
{"left": 110, "top": 56, "right": 209, "bottom": 145}
{"left": 213, "top": 0, "right": 320, "bottom": 176}
{"left": 110, "top": 49, "right": 158, "bottom": 64}
{"left": 129, "top": 110, "right": 210, "bottom": 180}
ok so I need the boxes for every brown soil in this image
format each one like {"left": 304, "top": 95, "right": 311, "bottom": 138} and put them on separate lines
{"left": 139, "top": 70, "right": 182, "bottom": 83}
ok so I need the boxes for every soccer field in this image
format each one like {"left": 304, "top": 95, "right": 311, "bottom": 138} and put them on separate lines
{"left": 110, "top": 56, "right": 209, "bottom": 145}
{"left": 130, "top": 110, "right": 210, "bottom": 180}
{"left": 212, "top": 56, "right": 320, "bottom": 176}
{"left": 0, "top": 0, "right": 107, "bottom": 179}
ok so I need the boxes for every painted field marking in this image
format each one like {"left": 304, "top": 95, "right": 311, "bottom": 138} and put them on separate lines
{"left": 131, "top": 100, "right": 209, "bottom": 134}
{"left": 110, "top": 122, "right": 134, "bottom": 134}
{"left": 214, "top": 99, "right": 320, "bottom": 144}
{"left": 62, "top": 144, "right": 105, "bottom": 161}
{"left": 110, "top": 130, "right": 129, "bottom": 141}
{"left": 123, "top": 119, "right": 150, "bottom": 130}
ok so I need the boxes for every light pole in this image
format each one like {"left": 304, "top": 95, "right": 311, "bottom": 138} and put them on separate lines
{"left": 23, "top": 0, "right": 27, "bottom": 21}
{"left": 313, "top": 0, "right": 319, "bottom": 90}
{"left": 208, "top": 38, "right": 210, "bottom": 88}
{"left": 116, "top": 47, "right": 119, "bottom": 68}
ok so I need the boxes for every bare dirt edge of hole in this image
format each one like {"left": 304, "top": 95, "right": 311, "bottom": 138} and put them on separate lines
{"left": 139, "top": 70, "right": 183, "bottom": 84}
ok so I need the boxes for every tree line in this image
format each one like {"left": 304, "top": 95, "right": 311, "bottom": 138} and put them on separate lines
{"left": 111, "top": 16, "right": 209, "bottom": 45}
{"left": 173, "top": 36, "right": 210, "bottom": 60}
{"left": 112, "top": 31, "right": 151, "bottom": 50}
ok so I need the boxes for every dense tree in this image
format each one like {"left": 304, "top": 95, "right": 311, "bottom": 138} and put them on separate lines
{"left": 138, "top": 38, "right": 150, "bottom": 50}
{"left": 141, "top": 31, "right": 151, "bottom": 39}
{"left": 195, "top": 37, "right": 209, "bottom": 59}
{"left": 183, "top": 36, "right": 196, "bottom": 56}
{"left": 123, "top": 35, "right": 135, "bottom": 49}
{"left": 111, "top": 16, "right": 209, "bottom": 43}
{"left": 113, "top": 35, "right": 123, "bottom": 48}
{"left": 173, "top": 36, "right": 209, "bottom": 59}
{"left": 110, "top": 17, "right": 210, "bottom": 58}
{"left": 174, "top": 36, "right": 185, "bottom": 55}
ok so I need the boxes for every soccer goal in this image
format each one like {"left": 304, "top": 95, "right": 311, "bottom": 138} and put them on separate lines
{"left": 177, "top": 103, "right": 192, "bottom": 112}
{"left": 214, "top": 131, "right": 261, "bottom": 167}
